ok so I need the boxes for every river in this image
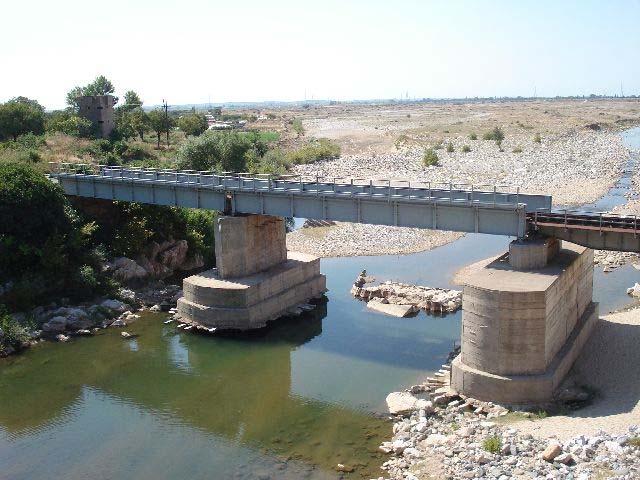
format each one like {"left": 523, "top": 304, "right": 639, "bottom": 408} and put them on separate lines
{"left": 1, "top": 128, "right": 639, "bottom": 480}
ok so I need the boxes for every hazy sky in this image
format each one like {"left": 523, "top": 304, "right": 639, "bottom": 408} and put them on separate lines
{"left": 2, "top": 0, "right": 639, "bottom": 109}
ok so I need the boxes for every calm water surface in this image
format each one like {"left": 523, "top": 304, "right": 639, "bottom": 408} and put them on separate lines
{"left": 1, "top": 128, "right": 639, "bottom": 480}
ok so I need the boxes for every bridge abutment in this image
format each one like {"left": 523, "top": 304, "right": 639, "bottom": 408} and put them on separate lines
{"left": 177, "top": 214, "right": 326, "bottom": 330}
{"left": 451, "top": 239, "right": 599, "bottom": 404}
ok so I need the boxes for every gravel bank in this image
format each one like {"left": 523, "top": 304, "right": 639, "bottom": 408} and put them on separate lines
{"left": 515, "top": 307, "right": 640, "bottom": 442}
{"left": 294, "top": 130, "right": 629, "bottom": 207}
{"left": 286, "top": 223, "right": 463, "bottom": 258}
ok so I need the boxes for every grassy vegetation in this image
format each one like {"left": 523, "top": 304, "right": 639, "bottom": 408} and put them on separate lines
{"left": 423, "top": 148, "right": 439, "bottom": 166}
{"left": 534, "top": 132, "right": 542, "bottom": 143}
{"left": 483, "top": 126, "right": 505, "bottom": 144}
{"left": 512, "top": 146, "right": 523, "bottom": 153}
{"left": 461, "top": 145, "right": 471, "bottom": 153}
{"left": 446, "top": 142, "right": 454, "bottom": 153}
{"left": 628, "top": 437, "right": 640, "bottom": 448}
{"left": 291, "top": 118, "right": 305, "bottom": 136}
{"left": 469, "top": 132, "right": 478, "bottom": 140}
{"left": 286, "top": 138, "right": 340, "bottom": 165}
{"left": 482, "top": 436, "right": 502, "bottom": 454}
{"left": 0, "top": 306, "right": 30, "bottom": 354}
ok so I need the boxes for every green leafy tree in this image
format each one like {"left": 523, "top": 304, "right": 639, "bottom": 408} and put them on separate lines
{"left": 0, "top": 98, "right": 46, "bottom": 141}
{"left": 126, "top": 108, "right": 150, "bottom": 140}
{"left": 66, "top": 75, "right": 118, "bottom": 111}
{"left": 123, "top": 90, "right": 142, "bottom": 109}
{"left": 148, "top": 109, "right": 175, "bottom": 148}
{"left": 177, "top": 131, "right": 267, "bottom": 172}
{"left": 46, "top": 110, "right": 94, "bottom": 137}
{"left": 0, "top": 163, "right": 107, "bottom": 309}
{"left": 177, "top": 113, "right": 208, "bottom": 137}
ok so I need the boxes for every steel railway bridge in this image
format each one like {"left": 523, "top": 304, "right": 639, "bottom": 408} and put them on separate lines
{"left": 49, "top": 163, "right": 640, "bottom": 253}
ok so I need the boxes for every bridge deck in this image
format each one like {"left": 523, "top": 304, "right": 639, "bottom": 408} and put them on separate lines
{"left": 49, "top": 163, "right": 640, "bottom": 252}
{"left": 50, "top": 163, "right": 541, "bottom": 237}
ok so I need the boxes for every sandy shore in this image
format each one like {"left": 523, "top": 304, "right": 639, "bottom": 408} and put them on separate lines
{"left": 514, "top": 307, "right": 640, "bottom": 441}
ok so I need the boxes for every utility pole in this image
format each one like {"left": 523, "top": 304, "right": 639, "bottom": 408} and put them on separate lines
{"left": 162, "top": 99, "right": 170, "bottom": 147}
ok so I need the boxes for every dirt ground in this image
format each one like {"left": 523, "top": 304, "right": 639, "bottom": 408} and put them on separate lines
{"left": 264, "top": 99, "right": 640, "bottom": 155}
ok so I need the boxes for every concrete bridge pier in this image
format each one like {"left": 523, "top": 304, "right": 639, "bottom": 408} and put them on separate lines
{"left": 451, "top": 236, "right": 599, "bottom": 405}
{"left": 177, "top": 214, "right": 326, "bottom": 330}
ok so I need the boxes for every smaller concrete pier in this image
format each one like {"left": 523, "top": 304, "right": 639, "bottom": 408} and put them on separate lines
{"left": 177, "top": 214, "right": 326, "bottom": 330}
{"left": 451, "top": 239, "right": 598, "bottom": 404}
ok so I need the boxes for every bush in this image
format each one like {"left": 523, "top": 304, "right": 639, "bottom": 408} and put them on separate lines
{"left": 291, "top": 118, "right": 305, "bottom": 136}
{"left": 461, "top": 145, "right": 471, "bottom": 153}
{"left": 0, "top": 306, "right": 29, "bottom": 353}
{"left": 483, "top": 436, "right": 502, "bottom": 454}
{"left": 512, "top": 146, "right": 523, "bottom": 153}
{"left": 446, "top": 142, "right": 454, "bottom": 153}
{"left": 285, "top": 138, "right": 340, "bottom": 165}
{"left": 469, "top": 133, "right": 478, "bottom": 140}
{"left": 483, "top": 127, "right": 505, "bottom": 144}
{"left": 177, "top": 130, "right": 267, "bottom": 172}
{"left": 46, "top": 111, "right": 94, "bottom": 137}
{"left": 423, "top": 148, "right": 439, "bottom": 166}
{"left": 533, "top": 133, "right": 542, "bottom": 143}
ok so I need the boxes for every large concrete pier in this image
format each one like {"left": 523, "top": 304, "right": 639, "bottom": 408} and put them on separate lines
{"left": 177, "top": 215, "right": 326, "bottom": 330}
{"left": 451, "top": 239, "right": 599, "bottom": 404}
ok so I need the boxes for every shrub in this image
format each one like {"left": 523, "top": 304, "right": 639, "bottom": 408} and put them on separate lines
{"left": 291, "top": 118, "right": 305, "bottom": 136}
{"left": 483, "top": 127, "right": 505, "bottom": 144}
{"left": 533, "top": 133, "right": 542, "bottom": 143}
{"left": 46, "top": 111, "right": 94, "bottom": 137}
{"left": 177, "top": 130, "right": 268, "bottom": 172}
{"left": 446, "top": 142, "right": 454, "bottom": 153}
{"left": 0, "top": 306, "right": 29, "bottom": 353}
{"left": 433, "top": 141, "right": 444, "bottom": 150}
{"left": 483, "top": 436, "right": 502, "bottom": 454}
{"left": 469, "top": 133, "right": 478, "bottom": 140}
{"left": 462, "top": 145, "right": 471, "bottom": 153}
{"left": 285, "top": 138, "right": 340, "bottom": 165}
{"left": 423, "top": 148, "right": 439, "bottom": 166}
{"left": 628, "top": 437, "right": 640, "bottom": 448}
{"left": 512, "top": 146, "right": 523, "bottom": 153}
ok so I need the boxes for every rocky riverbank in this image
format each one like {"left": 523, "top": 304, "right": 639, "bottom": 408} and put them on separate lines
{"left": 379, "top": 394, "right": 640, "bottom": 480}
{"left": 294, "top": 130, "right": 629, "bottom": 207}
{"left": 0, "top": 282, "right": 182, "bottom": 357}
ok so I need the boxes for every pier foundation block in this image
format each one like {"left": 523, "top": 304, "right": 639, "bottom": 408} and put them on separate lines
{"left": 451, "top": 240, "right": 598, "bottom": 404}
{"left": 177, "top": 214, "right": 326, "bottom": 330}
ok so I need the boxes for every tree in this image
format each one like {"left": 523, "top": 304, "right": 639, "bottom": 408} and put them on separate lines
{"left": 120, "top": 108, "right": 149, "bottom": 141}
{"left": 177, "top": 113, "right": 208, "bottom": 137}
{"left": 0, "top": 98, "right": 46, "bottom": 141}
{"left": 84, "top": 75, "right": 115, "bottom": 96}
{"left": 46, "top": 110, "right": 94, "bottom": 137}
{"left": 66, "top": 75, "right": 118, "bottom": 111}
{"left": 148, "top": 109, "right": 174, "bottom": 148}
{"left": 121, "top": 90, "right": 143, "bottom": 113}
{"left": 0, "top": 163, "right": 106, "bottom": 308}
{"left": 66, "top": 86, "right": 84, "bottom": 111}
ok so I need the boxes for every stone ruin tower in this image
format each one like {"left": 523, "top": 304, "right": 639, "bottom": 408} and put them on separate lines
{"left": 78, "top": 95, "right": 116, "bottom": 138}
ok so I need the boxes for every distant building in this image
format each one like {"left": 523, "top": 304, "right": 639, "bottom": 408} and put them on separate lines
{"left": 78, "top": 95, "right": 116, "bottom": 138}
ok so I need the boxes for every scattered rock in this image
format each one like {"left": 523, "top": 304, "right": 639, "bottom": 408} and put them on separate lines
{"left": 386, "top": 392, "right": 421, "bottom": 415}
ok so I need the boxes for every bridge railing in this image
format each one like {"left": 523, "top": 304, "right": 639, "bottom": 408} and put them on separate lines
{"left": 49, "top": 162, "right": 546, "bottom": 210}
